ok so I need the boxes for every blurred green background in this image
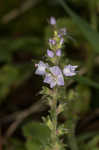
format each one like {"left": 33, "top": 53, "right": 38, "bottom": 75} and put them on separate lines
{"left": 0, "top": 0, "right": 99, "bottom": 149}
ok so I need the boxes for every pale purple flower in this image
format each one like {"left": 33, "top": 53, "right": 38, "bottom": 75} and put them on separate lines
{"left": 56, "top": 49, "right": 61, "bottom": 56}
{"left": 35, "top": 61, "right": 48, "bottom": 75}
{"left": 60, "top": 37, "right": 64, "bottom": 45}
{"left": 44, "top": 66, "right": 64, "bottom": 88}
{"left": 50, "top": 17, "right": 56, "bottom": 25}
{"left": 50, "top": 66, "right": 62, "bottom": 76}
{"left": 49, "top": 39, "right": 56, "bottom": 45}
{"left": 47, "top": 49, "right": 54, "bottom": 58}
{"left": 63, "top": 65, "right": 78, "bottom": 76}
{"left": 44, "top": 73, "right": 56, "bottom": 88}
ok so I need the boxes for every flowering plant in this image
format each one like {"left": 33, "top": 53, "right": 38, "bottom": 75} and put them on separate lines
{"left": 35, "top": 17, "right": 78, "bottom": 150}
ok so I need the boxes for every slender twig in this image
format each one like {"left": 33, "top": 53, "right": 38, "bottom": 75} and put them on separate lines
{"left": 4, "top": 100, "right": 46, "bottom": 142}
{"left": 2, "top": 0, "right": 41, "bottom": 23}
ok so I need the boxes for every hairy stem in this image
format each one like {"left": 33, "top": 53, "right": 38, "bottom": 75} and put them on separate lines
{"left": 51, "top": 87, "right": 58, "bottom": 148}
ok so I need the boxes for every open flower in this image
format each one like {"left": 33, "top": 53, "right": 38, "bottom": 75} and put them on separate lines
{"left": 35, "top": 61, "right": 48, "bottom": 75}
{"left": 44, "top": 66, "right": 64, "bottom": 88}
{"left": 63, "top": 65, "right": 78, "bottom": 76}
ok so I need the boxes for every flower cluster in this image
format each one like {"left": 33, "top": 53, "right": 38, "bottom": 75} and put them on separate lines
{"left": 35, "top": 17, "right": 78, "bottom": 88}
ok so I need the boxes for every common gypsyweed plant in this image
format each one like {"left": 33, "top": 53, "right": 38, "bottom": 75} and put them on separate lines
{"left": 35, "top": 17, "right": 78, "bottom": 150}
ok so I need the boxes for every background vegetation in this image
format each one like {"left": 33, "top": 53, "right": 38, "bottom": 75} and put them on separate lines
{"left": 0, "top": 0, "right": 99, "bottom": 149}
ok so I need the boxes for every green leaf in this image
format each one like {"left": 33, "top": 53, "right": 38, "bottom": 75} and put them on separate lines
{"left": 4, "top": 138, "right": 26, "bottom": 150}
{"left": 59, "top": 0, "right": 99, "bottom": 54}
{"left": 26, "top": 140, "right": 42, "bottom": 150}
{"left": 23, "top": 122, "right": 51, "bottom": 150}
{"left": 75, "top": 76, "right": 99, "bottom": 89}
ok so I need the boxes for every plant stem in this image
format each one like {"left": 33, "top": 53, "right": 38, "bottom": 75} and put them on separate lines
{"left": 51, "top": 87, "right": 58, "bottom": 147}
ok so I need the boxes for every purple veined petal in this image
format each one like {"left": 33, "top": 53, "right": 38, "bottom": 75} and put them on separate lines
{"left": 50, "top": 66, "right": 62, "bottom": 76}
{"left": 49, "top": 39, "right": 56, "bottom": 45}
{"left": 70, "top": 65, "right": 78, "bottom": 71}
{"left": 50, "top": 80, "right": 57, "bottom": 88}
{"left": 60, "top": 37, "right": 64, "bottom": 45}
{"left": 56, "top": 49, "right": 61, "bottom": 56}
{"left": 35, "top": 61, "right": 48, "bottom": 75}
{"left": 49, "top": 17, "right": 56, "bottom": 25}
{"left": 35, "top": 68, "right": 45, "bottom": 75}
{"left": 68, "top": 64, "right": 78, "bottom": 71}
{"left": 63, "top": 71, "right": 76, "bottom": 76}
{"left": 43, "top": 73, "right": 56, "bottom": 88}
{"left": 57, "top": 75, "right": 64, "bottom": 86}
{"left": 43, "top": 73, "right": 52, "bottom": 84}
{"left": 63, "top": 65, "right": 78, "bottom": 76}
{"left": 43, "top": 68, "right": 64, "bottom": 88}
{"left": 47, "top": 49, "right": 54, "bottom": 58}
{"left": 63, "top": 65, "right": 72, "bottom": 76}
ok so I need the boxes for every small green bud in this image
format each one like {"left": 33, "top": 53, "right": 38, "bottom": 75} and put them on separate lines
{"left": 57, "top": 103, "right": 66, "bottom": 114}
{"left": 46, "top": 119, "right": 53, "bottom": 130}
{"left": 57, "top": 124, "right": 68, "bottom": 137}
